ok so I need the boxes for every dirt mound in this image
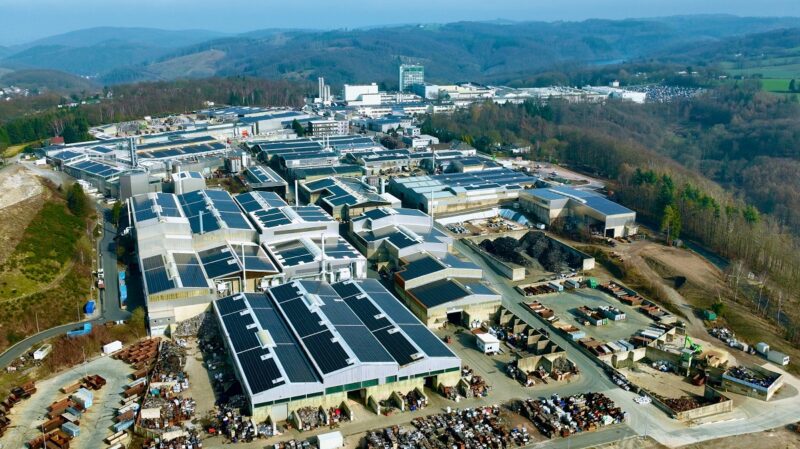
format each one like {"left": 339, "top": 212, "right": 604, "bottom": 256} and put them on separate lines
{"left": 0, "top": 165, "right": 44, "bottom": 210}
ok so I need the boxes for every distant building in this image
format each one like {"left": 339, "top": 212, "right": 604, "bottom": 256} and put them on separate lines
{"left": 343, "top": 84, "right": 381, "bottom": 105}
{"left": 519, "top": 186, "right": 637, "bottom": 238}
{"left": 308, "top": 119, "right": 349, "bottom": 137}
{"left": 399, "top": 64, "right": 425, "bottom": 92}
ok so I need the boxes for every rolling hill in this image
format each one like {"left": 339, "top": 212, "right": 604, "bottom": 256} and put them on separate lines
{"left": 3, "top": 16, "right": 800, "bottom": 87}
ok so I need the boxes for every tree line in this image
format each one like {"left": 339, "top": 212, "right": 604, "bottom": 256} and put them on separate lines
{"left": 0, "top": 76, "right": 309, "bottom": 149}
{"left": 422, "top": 92, "right": 800, "bottom": 341}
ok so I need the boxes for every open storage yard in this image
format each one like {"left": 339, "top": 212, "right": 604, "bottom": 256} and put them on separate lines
{"left": 0, "top": 354, "right": 132, "bottom": 449}
{"left": 534, "top": 288, "right": 656, "bottom": 343}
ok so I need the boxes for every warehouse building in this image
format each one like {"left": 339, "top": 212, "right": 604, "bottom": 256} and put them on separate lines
{"left": 288, "top": 164, "right": 365, "bottom": 182}
{"left": 129, "top": 190, "right": 281, "bottom": 335}
{"left": 213, "top": 279, "right": 461, "bottom": 421}
{"left": 242, "top": 165, "right": 288, "bottom": 196}
{"left": 308, "top": 119, "right": 349, "bottom": 137}
{"left": 299, "top": 177, "right": 400, "bottom": 221}
{"left": 235, "top": 191, "right": 366, "bottom": 283}
{"left": 394, "top": 253, "right": 501, "bottom": 328}
{"left": 388, "top": 168, "right": 537, "bottom": 215}
{"left": 519, "top": 186, "right": 637, "bottom": 238}
{"left": 720, "top": 365, "right": 785, "bottom": 401}
{"left": 349, "top": 207, "right": 452, "bottom": 268}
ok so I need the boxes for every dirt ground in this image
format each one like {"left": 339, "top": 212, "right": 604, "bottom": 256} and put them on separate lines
{"left": 620, "top": 364, "right": 704, "bottom": 399}
{"left": 0, "top": 166, "right": 48, "bottom": 265}
{"left": 0, "top": 164, "right": 45, "bottom": 210}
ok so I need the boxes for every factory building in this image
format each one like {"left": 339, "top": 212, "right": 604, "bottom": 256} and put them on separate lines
{"left": 170, "top": 171, "right": 206, "bottom": 195}
{"left": 344, "top": 149, "right": 431, "bottom": 175}
{"left": 128, "top": 189, "right": 281, "bottom": 335}
{"left": 393, "top": 253, "right": 501, "bottom": 328}
{"left": 349, "top": 207, "right": 452, "bottom": 268}
{"left": 519, "top": 187, "right": 637, "bottom": 238}
{"left": 242, "top": 165, "right": 288, "bottom": 197}
{"left": 388, "top": 168, "right": 537, "bottom": 215}
{"left": 235, "top": 191, "right": 366, "bottom": 283}
{"left": 299, "top": 177, "right": 400, "bottom": 221}
{"left": 343, "top": 84, "right": 381, "bottom": 105}
{"left": 213, "top": 279, "right": 461, "bottom": 421}
{"left": 288, "top": 165, "right": 365, "bottom": 182}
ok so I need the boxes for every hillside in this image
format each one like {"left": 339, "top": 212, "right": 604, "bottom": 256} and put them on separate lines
{"left": 4, "top": 16, "right": 800, "bottom": 86}
{"left": 0, "top": 69, "right": 97, "bottom": 93}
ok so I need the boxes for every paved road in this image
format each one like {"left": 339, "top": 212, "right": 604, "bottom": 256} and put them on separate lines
{"left": 0, "top": 205, "right": 130, "bottom": 369}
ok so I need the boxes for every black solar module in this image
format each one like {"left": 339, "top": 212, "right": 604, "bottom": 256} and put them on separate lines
{"left": 216, "top": 295, "right": 248, "bottom": 316}
{"left": 400, "top": 324, "right": 456, "bottom": 358}
{"left": 336, "top": 326, "right": 394, "bottom": 362}
{"left": 361, "top": 290, "right": 419, "bottom": 325}
{"left": 274, "top": 345, "right": 319, "bottom": 383}
{"left": 223, "top": 312, "right": 260, "bottom": 353}
{"left": 269, "top": 283, "right": 301, "bottom": 303}
{"left": 280, "top": 298, "right": 325, "bottom": 337}
{"left": 374, "top": 328, "right": 417, "bottom": 366}
{"left": 178, "top": 264, "right": 208, "bottom": 288}
{"left": 237, "top": 348, "right": 285, "bottom": 393}
{"left": 303, "top": 330, "right": 352, "bottom": 374}
{"left": 144, "top": 268, "right": 174, "bottom": 294}
{"left": 342, "top": 295, "right": 391, "bottom": 331}
{"left": 252, "top": 308, "right": 293, "bottom": 344}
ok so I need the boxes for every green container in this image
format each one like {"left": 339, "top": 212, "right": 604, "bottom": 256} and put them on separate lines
{"left": 586, "top": 278, "right": 599, "bottom": 288}
{"left": 703, "top": 310, "right": 717, "bottom": 321}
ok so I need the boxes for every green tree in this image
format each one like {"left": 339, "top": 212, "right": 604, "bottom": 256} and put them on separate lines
{"left": 661, "top": 204, "right": 682, "bottom": 243}
{"left": 111, "top": 201, "right": 122, "bottom": 226}
{"left": 291, "top": 119, "right": 306, "bottom": 137}
{"left": 711, "top": 301, "right": 725, "bottom": 316}
{"left": 66, "top": 183, "right": 89, "bottom": 217}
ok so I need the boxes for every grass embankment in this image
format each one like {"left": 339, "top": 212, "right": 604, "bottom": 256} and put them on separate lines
{"left": 1, "top": 142, "right": 31, "bottom": 158}
{"left": 0, "top": 199, "right": 94, "bottom": 349}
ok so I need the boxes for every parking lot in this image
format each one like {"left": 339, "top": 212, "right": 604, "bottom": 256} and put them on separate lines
{"left": 536, "top": 289, "right": 656, "bottom": 342}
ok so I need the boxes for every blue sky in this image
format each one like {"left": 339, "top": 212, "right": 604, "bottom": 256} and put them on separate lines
{"left": 1, "top": 0, "right": 800, "bottom": 45}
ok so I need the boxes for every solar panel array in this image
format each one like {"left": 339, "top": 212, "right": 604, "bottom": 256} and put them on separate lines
{"left": 131, "top": 193, "right": 184, "bottom": 223}
{"left": 142, "top": 255, "right": 175, "bottom": 294}
{"left": 235, "top": 191, "right": 288, "bottom": 213}
{"left": 216, "top": 294, "right": 289, "bottom": 394}
{"left": 269, "top": 240, "right": 316, "bottom": 267}
{"left": 174, "top": 253, "right": 210, "bottom": 288}
{"left": 244, "top": 165, "right": 285, "bottom": 185}
{"left": 268, "top": 283, "right": 353, "bottom": 374}
{"left": 178, "top": 190, "right": 253, "bottom": 233}
{"left": 67, "top": 160, "right": 123, "bottom": 179}
{"left": 198, "top": 245, "right": 241, "bottom": 279}
{"left": 215, "top": 279, "right": 457, "bottom": 397}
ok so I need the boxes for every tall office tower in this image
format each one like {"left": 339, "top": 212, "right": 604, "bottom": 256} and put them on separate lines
{"left": 399, "top": 64, "right": 424, "bottom": 91}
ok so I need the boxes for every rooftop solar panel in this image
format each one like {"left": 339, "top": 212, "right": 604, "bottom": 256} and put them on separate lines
{"left": 178, "top": 264, "right": 208, "bottom": 288}
{"left": 237, "top": 348, "right": 285, "bottom": 394}
{"left": 279, "top": 298, "right": 325, "bottom": 337}
{"left": 302, "top": 330, "right": 352, "bottom": 374}
{"left": 336, "top": 326, "right": 394, "bottom": 363}
{"left": 223, "top": 311, "right": 259, "bottom": 353}
{"left": 220, "top": 212, "right": 253, "bottom": 230}
{"left": 399, "top": 324, "right": 456, "bottom": 358}
{"left": 144, "top": 268, "right": 174, "bottom": 294}
{"left": 374, "top": 327, "right": 417, "bottom": 366}
{"left": 216, "top": 295, "right": 248, "bottom": 316}
{"left": 142, "top": 255, "right": 165, "bottom": 271}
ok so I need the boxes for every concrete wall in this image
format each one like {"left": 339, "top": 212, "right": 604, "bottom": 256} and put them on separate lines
{"left": 461, "top": 239, "right": 526, "bottom": 281}
{"left": 252, "top": 391, "right": 348, "bottom": 423}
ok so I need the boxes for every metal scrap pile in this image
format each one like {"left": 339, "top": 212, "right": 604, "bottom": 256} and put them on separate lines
{"left": 141, "top": 429, "right": 203, "bottom": 449}
{"left": 296, "top": 406, "right": 327, "bottom": 431}
{"left": 518, "top": 393, "right": 626, "bottom": 439}
{"left": 726, "top": 366, "right": 779, "bottom": 388}
{"left": 174, "top": 312, "right": 215, "bottom": 337}
{"left": 401, "top": 390, "right": 428, "bottom": 412}
{"left": 461, "top": 375, "right": 490, "bottom": 399}
{"left": 151, "top": 341, "right": 187, "bottom": 385}
{"left": 328, "top": 406, "right": 350, "bottom": 427}
{"left": 209, "top": 405, "right": 262, "bottom": 443}
{"left": 275, "top": 439, "right": 317, "bottom": 449}
{"left": 662, "top": 396, "right": 703, "bottom": 412}
{"left": 139, "top": 396, "right": 196, "bottom": 430}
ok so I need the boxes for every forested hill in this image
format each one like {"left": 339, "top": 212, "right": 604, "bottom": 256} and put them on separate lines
{"left": 3, "top": 15, "right": 800, "bottom": 86}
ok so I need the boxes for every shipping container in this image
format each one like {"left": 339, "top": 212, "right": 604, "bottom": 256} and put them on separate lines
{"left": 84, "top": 301, "right": 96, "bottom": 314}
{"left": 767, "top": 350, "right": 790, "bottom": 366}
{"left": 102, "top": 341, "right": 122, "bottom": 355}
{"left": 755, "top": 342, "right": 770, "bottom": 355}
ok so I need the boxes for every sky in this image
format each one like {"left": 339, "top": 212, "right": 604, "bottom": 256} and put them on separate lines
{"left": 2, "top": 0, "right": 800, "bottom": 46}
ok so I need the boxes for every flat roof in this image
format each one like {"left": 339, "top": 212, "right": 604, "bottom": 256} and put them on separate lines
{"left": 525, "top": 186, "right": 634, "bottom": 216}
